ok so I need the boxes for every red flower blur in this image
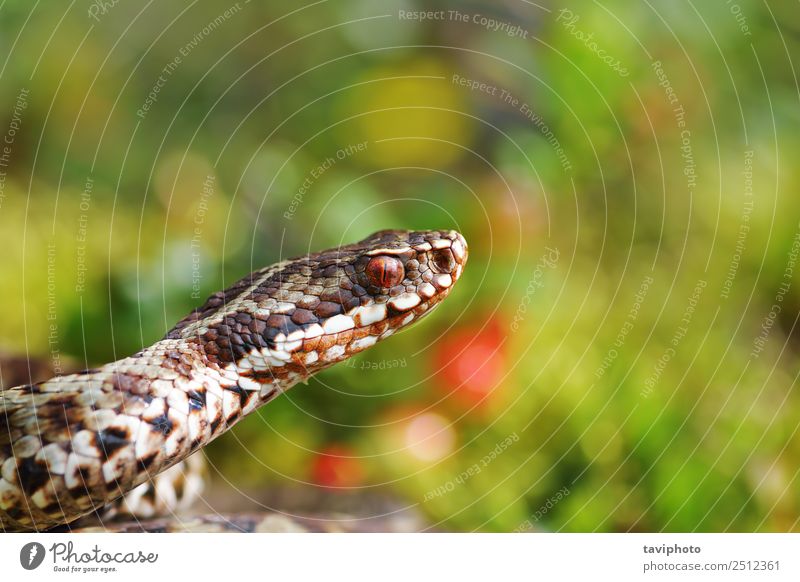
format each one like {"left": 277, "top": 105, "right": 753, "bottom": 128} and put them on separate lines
{"left": 311, "top": 444, "right": 364, "bottom": 489}
{"left": 434, "top": 317, "right": 506, "bottom": 408}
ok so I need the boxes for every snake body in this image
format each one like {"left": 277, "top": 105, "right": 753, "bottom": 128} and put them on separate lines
{"left": 0, "top": 229, "right": 467, "bottom": 531}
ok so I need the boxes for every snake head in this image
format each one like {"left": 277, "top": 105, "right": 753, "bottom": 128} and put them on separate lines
{"left": 275, "top": 228, "right": 468, "bottom": 372}
{"left": 176, "top": 229, "right": 467, "bottom": 382}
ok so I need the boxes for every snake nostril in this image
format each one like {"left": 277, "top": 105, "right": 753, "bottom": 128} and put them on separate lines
{"left": 430, "top": 249, "right": 455, "bottom": 273}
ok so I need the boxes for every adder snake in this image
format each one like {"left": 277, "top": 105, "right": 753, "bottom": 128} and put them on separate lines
{"left": 0, "top": 229, "right": 468, "bottom": 531}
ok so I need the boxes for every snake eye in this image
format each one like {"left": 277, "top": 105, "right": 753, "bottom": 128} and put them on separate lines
{"left": 430, "top": 249, "right": 455, "bottom": 273}
{"left": 365, "top": 255, "right": 405, "bottom": 288}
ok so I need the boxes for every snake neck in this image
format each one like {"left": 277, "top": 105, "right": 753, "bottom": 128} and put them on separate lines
{"left": 0, "top": 337, "right": 299, "bottom": 532}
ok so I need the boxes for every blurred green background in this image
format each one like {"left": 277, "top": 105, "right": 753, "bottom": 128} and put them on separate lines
{"left": 1, "top": 0, "right": 799, "bottom": 532}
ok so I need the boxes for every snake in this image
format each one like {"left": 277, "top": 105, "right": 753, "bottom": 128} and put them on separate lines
{"left": 0, "top": 229, "right": 468, "bottom": 532}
